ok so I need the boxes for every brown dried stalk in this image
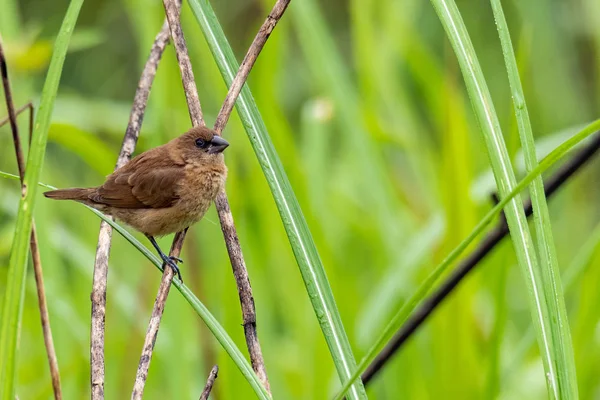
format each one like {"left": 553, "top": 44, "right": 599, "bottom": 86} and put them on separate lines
{"left": 0, "top": 103, "right": 33, "bottom": 135}
{"left": 199, "top": 365, "right": 219, "bottom": 400}
{"left": 0, "top": 42, "right": 62, "bottom": 400}
{"left": 89, "top": 21, "right": 171, "bottom": 400}
{"left": 133, "top": 0, "right": 291, "bottom": 395}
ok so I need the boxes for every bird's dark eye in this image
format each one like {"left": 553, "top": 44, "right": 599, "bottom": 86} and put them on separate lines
{"left": 195, "top": 138, "right": 207, "bottom": 148}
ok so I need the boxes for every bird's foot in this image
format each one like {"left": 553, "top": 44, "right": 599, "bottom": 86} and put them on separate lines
{"left": 168, "top": 256, "right": 183, "bottom": 264}
{"left": 161, "top": 253, "right": 183, "bottom": 282}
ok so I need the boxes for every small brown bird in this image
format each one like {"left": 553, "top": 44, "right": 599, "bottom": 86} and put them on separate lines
{"left": 44, "top": 126, "right": 229, "bottom": 281}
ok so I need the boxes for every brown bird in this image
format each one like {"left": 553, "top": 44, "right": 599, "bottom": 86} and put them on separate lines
{"left": 44, "top": 126, "right": 229, "bottom": 281}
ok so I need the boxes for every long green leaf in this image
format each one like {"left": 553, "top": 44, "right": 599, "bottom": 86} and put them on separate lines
{"left": 0, "top": 1, "right": 84, "bottom": 398}
{"left": 331, "top": 119, "right": 600, "bottom": 399}
{"left": 490, "top": 0, "right": 577, "bottom": 397}
{"left": 429, "top": 1, "right": 570, "bottom": 397}
{"left": 504, "top": 220, "right": 600, "bottom": 386}
{"left": 186, "top": 1, "right": 366, "bottom": 398}
{"left": 0, "top": 172, "right": 271, "bottom": 399}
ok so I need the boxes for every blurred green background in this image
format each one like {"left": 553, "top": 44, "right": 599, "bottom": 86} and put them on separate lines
{"left": 1, "top": 0, "right": 600, "bottom": 398}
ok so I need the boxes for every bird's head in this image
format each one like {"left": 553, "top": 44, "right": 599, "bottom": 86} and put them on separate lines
{"left": 175, "top": 126, "right": 229, "bottom": 165}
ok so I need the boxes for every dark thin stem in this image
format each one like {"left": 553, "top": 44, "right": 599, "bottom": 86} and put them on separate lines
{"left": 1, "top": 41, "right": 63, "bottom": 400}
{"left": 1, "top": 43, "right": 25, "bottom": 178}
{"left": 199, "top": 365, "right": 219, "bottom": 400}
{"left": 213, "top": 193, "right": 269, "bottom": 389}
{"left": 362, "top": 131, "right": 600, "bottom": 386}
{"left": 88, "top": 20, "right": 171, "bottom": 400}
{"left": 0, "top": 102, "right": 33, "bottom": 130}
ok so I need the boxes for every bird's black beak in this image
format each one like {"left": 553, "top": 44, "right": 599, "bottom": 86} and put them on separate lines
{"left": 208, "top": 135, "right": 229, "bottom": 154}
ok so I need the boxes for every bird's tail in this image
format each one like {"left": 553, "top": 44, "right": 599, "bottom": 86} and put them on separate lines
{"left": 43, "top": 188, "right": 95, "bottom": 201}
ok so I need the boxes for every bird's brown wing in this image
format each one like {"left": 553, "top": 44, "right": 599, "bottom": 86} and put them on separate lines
{"left": 90, "top": 150, "right": 185, "bottom": 209}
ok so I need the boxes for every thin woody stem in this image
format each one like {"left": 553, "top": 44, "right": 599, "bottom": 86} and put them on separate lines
{"left": 199, "top": 365, "right": 219, "bottom": 400}
{"left": 0, "top": 41, "right": 63, "bottom": 400}
{"left": 88, "top": 20, "right": 171, "bottom": 400}
{"left": 0, "top": 103, "right": 33, "bottom": 130}
{"left": 164, "top": 0, "right": 204, "bottom": 127}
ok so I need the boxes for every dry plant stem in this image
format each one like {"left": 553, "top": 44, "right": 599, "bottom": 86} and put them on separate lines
{"left": 362, "top": 130, "right": 600, "bottom": 386}
{"left": 0, "top": 102, "right": 33, "bottom": 132}
{"left": 199, "top": 365, "right": 219, "bottom": 400}
{"left": 1, "top": 42, "right": 63, "bottom": 400}
{"left": 163, "top": 0, "right": 204, "bottom": 127}
{"left": 212, "top": 0, "right": 292, "bottom": 133}
{"left": 88, "top": 21, "right": 171, "bottom": 400}
{"left": 214, "top": 193, "right": 271, "bottom": 390}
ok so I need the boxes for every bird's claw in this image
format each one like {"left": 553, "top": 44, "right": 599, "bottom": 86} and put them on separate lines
{"left": 168, "top": 256, "right": 183, "bottom": 264}
{"left": 161, "top": 254, "right": 183, "bottom": 282}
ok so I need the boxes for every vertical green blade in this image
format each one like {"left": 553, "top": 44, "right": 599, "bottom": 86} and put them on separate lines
{"left": 429, "top": 1, "right": 575, "bottom": 398}
{"left": 490, "top": 0, "right": 578, "bottom": 397}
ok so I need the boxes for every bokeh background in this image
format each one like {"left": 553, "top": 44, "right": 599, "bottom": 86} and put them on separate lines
{"left": 1, "top": 0, "right": 600, "bottom": 398}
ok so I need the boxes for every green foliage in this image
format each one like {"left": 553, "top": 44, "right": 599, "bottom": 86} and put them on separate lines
{"left": 1, "top": 0, "right": 599, "bottom": 398}
{"left": 429, "top": 0, "right": 579, "bottom": 398}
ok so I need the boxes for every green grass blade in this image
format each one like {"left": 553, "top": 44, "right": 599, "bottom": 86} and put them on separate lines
{"left": 491, "top": 0, "right": 578, "bottom": 397}
{"left": 429, "top": 1, "right": 568, "bottom": 397}
{"left": 0, "top": 1, "right": 84, "bottom": 398}
{"left": 0, "top": 173, "right": 271, "bottom": 400}
{"left": 332, "top": 120, "right": 600, "bottom": 399}
{"left": 504, "top": 220, "right": 600, "bottom": 386}
{"left": 186, "top": 2, "right": 366, "bottom": 397}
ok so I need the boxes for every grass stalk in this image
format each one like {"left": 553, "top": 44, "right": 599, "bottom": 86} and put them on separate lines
{"left": 490, "top": 0, "right": 578, "bottom": 397}
{"left": 428, "top": 1, "right": 571, "bottom": 397}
